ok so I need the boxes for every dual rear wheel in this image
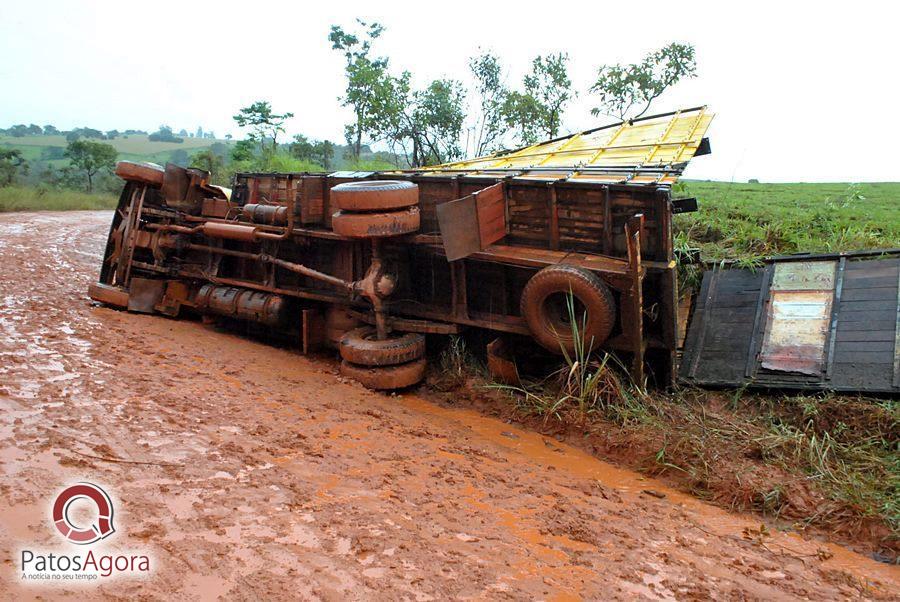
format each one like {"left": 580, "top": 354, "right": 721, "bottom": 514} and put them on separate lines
{"left": 339, "top": 327, "right": 426, "bottom": 390}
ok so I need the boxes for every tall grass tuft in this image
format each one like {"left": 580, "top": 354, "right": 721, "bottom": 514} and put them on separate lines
{"left": 489, "top": 292, "right": 648, "bottom": 425}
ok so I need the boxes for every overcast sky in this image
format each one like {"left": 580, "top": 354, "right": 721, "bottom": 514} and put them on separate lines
{"left": 2, "top": 1, "right": 897, "bottom": 182}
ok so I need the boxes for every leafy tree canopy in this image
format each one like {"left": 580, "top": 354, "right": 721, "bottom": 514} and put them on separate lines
{"left": 0, "top": 149, "right": 28, "bottom": 186}
{"left": 233, "top": 100, "right": 294, "bottom": 155}
{"left": 64, "top": 139, "right": 117, "bottom": 192}
{"left": 590, "top": 43, "right": 696, "bottom": 120}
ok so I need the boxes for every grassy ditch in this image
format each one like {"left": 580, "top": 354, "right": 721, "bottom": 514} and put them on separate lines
{"left": 428, "top": 307, "right": 899, "bottom": 560}
{"left": 0, "top": 186, "right": 117, "bottom": 212}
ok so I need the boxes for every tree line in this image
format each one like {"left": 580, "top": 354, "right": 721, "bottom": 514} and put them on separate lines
{"left": 327, "top": 20, "right": 696, "bottom": 167}
{"left": 1, "top": 25, "right": 696, "bottom": 192}
{"left": 1, "top": 123, "right": 222, "bottom": 143}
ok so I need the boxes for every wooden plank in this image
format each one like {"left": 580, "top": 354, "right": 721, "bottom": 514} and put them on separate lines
{"left": 894, "top": 262, "right": 900, "bottom": 388}
{"left": 476, "top": 183, "right": 507, "bottom": 248}
{"left": 832, "top": 350, "right": 895, "bottom": 364}
{"left": 839, "top": 286, "right": 897, "bottom": 301}
{"left": 838, "top": 311, "right": 897, "bottom": 323}
{"left": 835, "top": 329, "right": 896, "bottom": 342}
{"left": 837, "top": 299, "right": 895, "bottom": 312}
{"left": 548, "top": 184, "right": 560, "bottom": 250}
{"left": 688, "top": 265, "right": 721, "bottom": 378}
{"left": 835, "top": 340, "right": 895, "bottom": 353}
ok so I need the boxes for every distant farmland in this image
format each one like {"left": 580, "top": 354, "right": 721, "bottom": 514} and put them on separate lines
{"left": 0, "top": 133, "right": 227, "bottom": 167}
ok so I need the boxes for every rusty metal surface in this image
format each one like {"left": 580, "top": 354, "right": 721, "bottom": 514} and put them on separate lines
{"left": 759, "top": 261, "right": 836, "bottom": 375}
{"left": 435, "top": 193, "right": 481, "bottom": 261}
{"left": 436, "top": 183, "right": 507, "bottom": 261}
{"left": 90, "top": 117, "right": 715, "bottom": 388}
{"left": 680, "top": 251, "right": 900, "bottom": 393}
{"left": 127, "top": 278, "right": 167, "bottom": 314}
{"left": 88, "top": 282, "right": 129, "bottom": 309}
{"left": 486, "top": 338, "right": 520, "bottom": 386}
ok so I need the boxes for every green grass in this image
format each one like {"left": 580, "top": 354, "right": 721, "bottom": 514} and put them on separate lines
{"left": 0, "top": 186, "right": 117, "bottom": 212}
{"left": 676, "top": 181, "right": 900, "bottom": 260}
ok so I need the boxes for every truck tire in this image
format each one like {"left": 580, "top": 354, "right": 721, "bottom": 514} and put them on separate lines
{"left": 332, "top": 180, "right": 418, "bottom": 211}
{"left": 340, "top": 327, "right": 425, "bottom": 366}
{"left": 114, "top": 161, "right": 165, "bottom": 187}
{"left": 332, "top": 207, "right": 420, "bottom": 238}
{"left": 520, "top": 265, "right": 616, "bottom": 354}
{"left": 340, "top": 357, "right": 427, "bottom": 390}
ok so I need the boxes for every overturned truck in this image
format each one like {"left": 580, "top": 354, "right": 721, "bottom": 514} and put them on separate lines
{"left": 89, "top": 108, "right": 715, "bottom": 390}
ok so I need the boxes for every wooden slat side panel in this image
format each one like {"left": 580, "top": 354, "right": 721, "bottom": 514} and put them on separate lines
{"left": 475, "top": 184, "right": 506, "bottom": 249}
{"left": 679, "top": 268, "right": 765, "bottom": 385}
{"left": 829, "top": 257, "right": 900, "bottom": 391}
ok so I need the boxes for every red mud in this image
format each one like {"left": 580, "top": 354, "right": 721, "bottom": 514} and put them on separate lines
{"left": 0, "top": 211, "right": 897, "bottom": 600}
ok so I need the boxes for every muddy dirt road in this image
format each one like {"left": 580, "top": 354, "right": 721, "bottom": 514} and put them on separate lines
{"left": 1, "top": 211, "right": 897, "bottom": 600}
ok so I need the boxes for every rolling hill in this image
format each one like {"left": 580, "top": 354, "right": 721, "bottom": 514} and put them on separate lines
{"left": 0, "top": 134, "right": 229, "bottom": 167}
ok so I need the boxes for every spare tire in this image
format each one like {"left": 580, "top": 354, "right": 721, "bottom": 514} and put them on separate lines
{"left": 331, "top": 180, "right": 419, "bottom": 211}
{"left": 340, "top": 358, "right": 427, "bottom": 390}
{"left": 332, "top": 207, "right": 420, "bottom": 238}
{"left": 520, "top": 265, "right": 616, "bottom": 354}
{"left": 114, "top": 161, "right": 165, "bottom": 187}
{"left": 340, "top": 327, "right": 425, "bottom": 366}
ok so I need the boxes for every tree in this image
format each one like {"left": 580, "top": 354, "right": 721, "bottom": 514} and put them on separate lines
{"left": 329, "top": 20, "right": 393, "bottom": 160}
{"left": 316, "top": 140, "right": 335, "bottom": 170}
{"left": 290, "top": 135, "right": 336, "bottom": 169}
{"left": 169, "top": 148, "right": 189, "bottom": 167}
{"left": 589, "top": 43, "right": 696, "bottom": 120}
{"left": 230, "top": 139, "right": 256, "bottom": 162}
{"left": 149, "top": 125, "right": 184, "bottom": 143}
{"left": 190, "top": 149, "right": 224, "bottom": 182}
{"left": 468, "top": 51, "right": 509, "bottom": 156}
{"left": 233, "top": 100, "right": 294, "bottom": 155}
{"left": 408, "top": 79, "right": 466, "bottom": 166}
{"left": 289, "top": 134, "right": 316, "bottom": 162}
{"left": 43, "top": 125, "right": 60, "bottom": 136}
{"left": 64, "top": 140, "right": 117, "bottom": 192}
{"left": 502, "top": 91, "right": 544, "bottom": 146}
{"left": 0, "top": 149, "right": 27, "bottom": 186}
{"left": 525, "top": 53, "right": 572, "bottom": 139}
{"left": 373, "top": 75, "right": 466, "bottom": 168}
{"left": 502, "top": 53, "right": 573, "bottom": 145}
{"left": 106, "top": 129, "right": 120, "bottom": 139}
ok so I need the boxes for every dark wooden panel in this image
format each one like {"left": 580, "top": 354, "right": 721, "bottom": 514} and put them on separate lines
{"left": 835, "top": 329, "right": 896, "bottom": 342}
{"left": 837, "top": 299, "right": 896, "bottom": 312}
{"left": 834, "top": 340, "right": 895, "bottom": 353}
{"left": 679, "top": 254, "right": 899, "bottom": 393}
{"left": 829, "top": 363, "right": 894, "bottom": 391}
{"left": 838, "top": 310, "right": 896, "bottom": 323}
{"left": 839, "top": 286, "right": 898, "bottom": 302}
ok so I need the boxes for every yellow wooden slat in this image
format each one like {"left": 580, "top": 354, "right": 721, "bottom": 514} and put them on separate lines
{"left": 425, "top": 107, "right": 714, "bottom": 180}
